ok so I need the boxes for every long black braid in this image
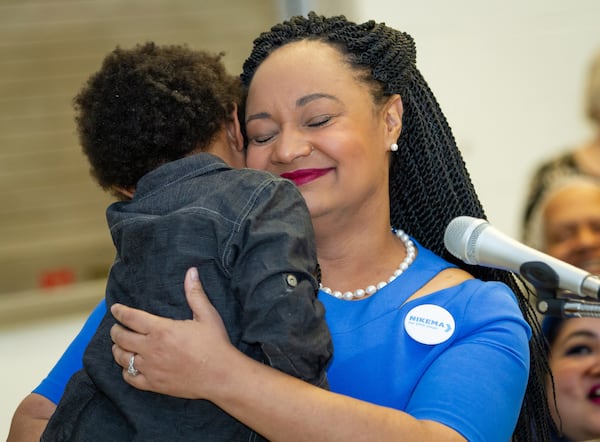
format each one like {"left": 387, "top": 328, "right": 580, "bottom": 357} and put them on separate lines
{"left": 241, "top": 12, "right": 551, "bottom": 442}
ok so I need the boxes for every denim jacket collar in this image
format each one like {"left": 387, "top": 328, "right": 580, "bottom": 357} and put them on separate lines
{"left": 135, "top": 153, "right": 230, "bottom": 201}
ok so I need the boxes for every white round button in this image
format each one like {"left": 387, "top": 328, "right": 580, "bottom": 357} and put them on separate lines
{"left": 404, "top": 304, "right": 455, "bottom": 345}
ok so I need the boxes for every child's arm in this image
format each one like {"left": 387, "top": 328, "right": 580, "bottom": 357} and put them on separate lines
{"left": 235, "top": 180, "right": 331, "bottom": 385}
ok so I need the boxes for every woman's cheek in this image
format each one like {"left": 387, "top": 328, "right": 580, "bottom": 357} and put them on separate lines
{"left": 246, "top": 151, "right": 271, "bottom": 172}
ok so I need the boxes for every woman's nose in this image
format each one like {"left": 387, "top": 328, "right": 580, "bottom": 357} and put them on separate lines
{"left": 589, "top": 355, "right": 600, "bottom": 376}
{"left": 271, "top": 130, "right": 313, "bottom": 164}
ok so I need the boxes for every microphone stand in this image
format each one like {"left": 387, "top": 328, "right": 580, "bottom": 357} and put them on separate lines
{"left": 520, "top": 261, "right": 600, "bottom": 318}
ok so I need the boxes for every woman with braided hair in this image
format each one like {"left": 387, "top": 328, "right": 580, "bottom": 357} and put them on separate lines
{"left": 10, "top": 13, "right": 551, "bottom": 442}
{"left": 107, "top": 13, "right": 551, "bottom": 441}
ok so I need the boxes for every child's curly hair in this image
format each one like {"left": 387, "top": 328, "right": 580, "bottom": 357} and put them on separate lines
{"left": 74, "top": 42, "right": 241, "bottom": 196}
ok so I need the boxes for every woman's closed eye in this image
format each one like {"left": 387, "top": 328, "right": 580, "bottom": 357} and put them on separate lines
{"left": 564, "top": 344, "right": 594, "bottom": 357}
{"left": 248, "top": 132, "right": 277, "bottom": 146}
{"left": 306, "top": 114, "right": 333, "bottom": 127}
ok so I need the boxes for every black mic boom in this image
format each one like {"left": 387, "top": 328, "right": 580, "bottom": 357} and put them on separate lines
{"left": 443, "top": 215, "right": 600, "bottom": 300}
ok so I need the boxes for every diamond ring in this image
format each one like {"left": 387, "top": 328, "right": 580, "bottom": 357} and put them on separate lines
{"left": 127, "top": 353, "right": 139, "bottom": 376}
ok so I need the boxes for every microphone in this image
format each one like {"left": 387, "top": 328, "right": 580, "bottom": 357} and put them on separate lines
{"left": 443, "top": 215, "right": 600, "bottom": 300}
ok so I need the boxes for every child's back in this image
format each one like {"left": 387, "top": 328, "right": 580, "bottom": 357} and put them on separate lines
{"left": 42, "top": 42, "right": 331, "bottom": 441}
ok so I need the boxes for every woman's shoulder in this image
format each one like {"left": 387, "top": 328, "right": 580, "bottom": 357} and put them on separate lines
{"left": 406, "top": 239, "right": 520, "bottom": 309}
{"left": 407, "top": 240, "right": 471, "bottom": 297}
{"left": 406, "top": 267, "right": 472, "bottom": 303}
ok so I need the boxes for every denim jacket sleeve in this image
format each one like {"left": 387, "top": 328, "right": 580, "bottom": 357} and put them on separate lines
{"left": 232, "top": 178, "right": 332, "bottom": 388}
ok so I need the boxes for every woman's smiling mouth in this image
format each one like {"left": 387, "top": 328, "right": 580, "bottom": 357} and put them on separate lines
{"left": 281, "top": 168, "right": 333, "bottom": 186}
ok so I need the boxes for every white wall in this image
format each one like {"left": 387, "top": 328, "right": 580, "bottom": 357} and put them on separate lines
{"left": 352, "top": 0, "right": 600, "bottom": 237}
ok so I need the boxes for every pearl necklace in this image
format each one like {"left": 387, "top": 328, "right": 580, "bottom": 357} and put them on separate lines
{"left": 319, "top": 228, "right": 416, "bottom": 301}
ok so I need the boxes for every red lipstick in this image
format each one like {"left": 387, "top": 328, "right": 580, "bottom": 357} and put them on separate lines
{"left": 281, "top": 168, "right": 333, "bottom": 186}
{"left": 589, "top": 384, "right": 600, "bottom": 404}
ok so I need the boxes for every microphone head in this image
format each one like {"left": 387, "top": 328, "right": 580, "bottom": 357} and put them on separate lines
{"left": 444, "top": 216, "right": 489, "bottom": 265}
{"left": 444, "top": 215, "right": 600, "bottom": 298}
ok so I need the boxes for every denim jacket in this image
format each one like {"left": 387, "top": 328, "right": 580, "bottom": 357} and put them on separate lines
{"left": 43, "top": 154, "right": 332, "bottom": 441}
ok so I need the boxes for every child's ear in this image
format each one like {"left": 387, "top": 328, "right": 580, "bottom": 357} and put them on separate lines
{"left": 226, "top": 104, "right": 244, "bottom": 152}
{"left": 113, "top": 186, "right": 135, "bottom": 199}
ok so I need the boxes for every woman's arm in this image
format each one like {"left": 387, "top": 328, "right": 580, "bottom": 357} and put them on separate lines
{"left": 110, "top": 268, "right": 464, "bottom": 442}
{"left": 8, "top": 299, "right": 106, "bottom": 441}
{"left": 7, "top": 394, "right": 56, "bottom": 442}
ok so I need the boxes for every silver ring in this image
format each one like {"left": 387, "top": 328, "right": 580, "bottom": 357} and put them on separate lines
{"left": 127, "top": 353, "right": 139, "bottom": 376}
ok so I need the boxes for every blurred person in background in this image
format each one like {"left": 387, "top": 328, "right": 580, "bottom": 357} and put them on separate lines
{"left": 523, "top": 47, "right": 600, "bottom": 247}
{"left": 543, "top": 315, "right": 600, "bottom": 442}
{"left": 524, "top": 175, "right": 600, "bottom": 276}
{"left": 525, "top": 175, "right": 600, "bottom": 441}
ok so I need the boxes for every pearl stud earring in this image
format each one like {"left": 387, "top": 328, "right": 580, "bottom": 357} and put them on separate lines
{"left": 390, "top": 143, "right": 398, "bottom": 152}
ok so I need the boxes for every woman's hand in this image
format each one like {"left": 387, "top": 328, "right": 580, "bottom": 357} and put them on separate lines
{"left": 111, "top": 270, "right": 465, "bottom": 442}
{"left": 110, "top": 267, "right": 234, "bottom": 399}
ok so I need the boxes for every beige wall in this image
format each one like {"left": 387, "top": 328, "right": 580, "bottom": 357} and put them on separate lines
{"left": 0, "top": 2, "right": 282, "bottom": 436}
{"left": 0, "top": 0, "right": 279, "bottom": 295}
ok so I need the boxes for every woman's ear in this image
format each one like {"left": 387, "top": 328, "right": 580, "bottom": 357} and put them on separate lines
{"left": 383, "top": 94, "right": 403, "bottom": 146}
{"left": 226, "top": 104, "right": 245, "bottom": 152}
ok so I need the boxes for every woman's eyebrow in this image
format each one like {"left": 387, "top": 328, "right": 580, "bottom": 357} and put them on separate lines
{"left": 296, "top": 92, "right": 339, "bottom": 107}
{"left": 245, "top": 111, "right": 270, "bottom": 124}
{"left": 560, "top": 330, "right": 598, "bottom": 345}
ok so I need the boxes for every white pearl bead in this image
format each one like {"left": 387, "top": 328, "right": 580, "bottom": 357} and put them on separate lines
{"left": 366, "top": 285, "right": 377, "bottom": 295}
{"left": 319, "top": 228, "right": 415, "bottom": 301}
